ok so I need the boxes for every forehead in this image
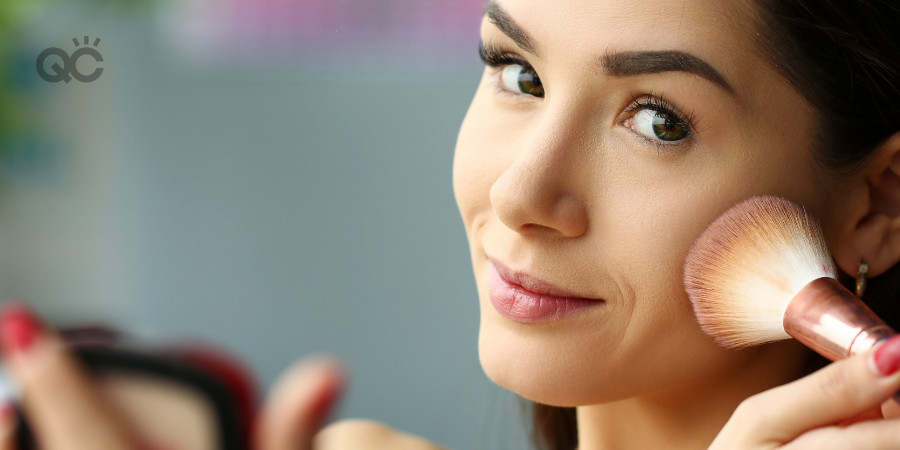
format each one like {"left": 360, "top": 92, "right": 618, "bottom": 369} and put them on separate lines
{"left": 485, "top": 0, "right": 764, "bottom": 97}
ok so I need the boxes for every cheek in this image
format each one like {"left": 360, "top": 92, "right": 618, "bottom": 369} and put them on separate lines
{"left": 591, "top": 151, "right": 734, "bottom": 322}
{"left": 604, "top": 132, "right": 826, "bottom": 356}
{"left": 452, "top": 88, "right": 509, "bottom": 235}
{"left": 605, "top": 186, "right": 734, "bottom": 355}
{"left": 609, "top": 186, "right": 731, "bottom": 298}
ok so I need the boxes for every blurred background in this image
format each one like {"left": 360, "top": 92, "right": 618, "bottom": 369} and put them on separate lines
{"left": 0, "top": 0, "right": 532, "bottom": 448}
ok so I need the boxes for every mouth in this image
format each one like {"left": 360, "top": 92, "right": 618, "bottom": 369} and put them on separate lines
{"left": 488, "top": 257, "right": 602, "bottom": 300}
{"left": 487, "top": 257, "right": 605, "bottom": 324}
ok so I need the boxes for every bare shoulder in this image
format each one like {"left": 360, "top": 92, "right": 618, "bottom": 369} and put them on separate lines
{"left": 314, "top": 419, "right": 447, "bottom": 449}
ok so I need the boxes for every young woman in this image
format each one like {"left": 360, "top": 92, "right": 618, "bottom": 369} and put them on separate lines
{"left": 2, "top": 0, "right": 900, "bottom": 448}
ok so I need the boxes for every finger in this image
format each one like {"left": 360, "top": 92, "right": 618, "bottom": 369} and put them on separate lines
{"left": 256, "top": 355, "right": 346, "bottom": 450}
{"left": 0, "top": 403, "right": 16, "bottom": 450}
{"left": 836, "top": 405, "right": 883, "bottom": 427}
{"left": 882, "top": 396, "right": 900, "bottom": 418}
{"left": 784, "top": 417, "right": 900, "bottom": 450}
{"left": 0, "top": 303, "right": 135, "bottom": 450}
{"left": 739, "top": 333, "right": 900, "bottom": 443}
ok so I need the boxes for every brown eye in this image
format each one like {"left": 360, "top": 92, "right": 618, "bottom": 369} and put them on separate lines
{"left": 631, "top": 109, "right": 690, "bottom": 142}
{"left": 499, "top": 64, "right": 544, "bottom": 97}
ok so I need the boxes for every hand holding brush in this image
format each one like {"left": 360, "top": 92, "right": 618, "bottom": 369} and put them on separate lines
{"left": 685, "top": 195, "right": 900, "bottom": 448}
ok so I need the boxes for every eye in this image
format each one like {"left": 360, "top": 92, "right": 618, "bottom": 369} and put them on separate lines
{"left": 478, "top": 41, "right": 545, "bottom": 99}
{"left": 630, "top": 109, "right": 690, "bottom": 142}
{"left": 498, "top": 64, "right": 544, "bottom": 98}
{"left": 623, "top": 95, "right": 696, "bottom": 147}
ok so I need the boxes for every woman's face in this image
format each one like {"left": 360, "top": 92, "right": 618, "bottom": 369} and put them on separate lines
{"left": 453, "top": 0, "right": 838, "bottom": 406}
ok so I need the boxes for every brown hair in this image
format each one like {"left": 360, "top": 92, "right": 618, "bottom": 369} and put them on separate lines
{"left": 528, "top": 1, "right": 900, "bottom": 448}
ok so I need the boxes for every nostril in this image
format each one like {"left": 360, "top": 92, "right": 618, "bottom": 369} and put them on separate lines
{"left": 549, "top": 203, "right": 589, "bottom": 238}
{"left": 491, "top": 183, "right": 589, "bottom": 238}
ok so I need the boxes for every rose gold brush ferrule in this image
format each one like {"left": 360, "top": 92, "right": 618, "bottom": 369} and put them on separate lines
{"left": 784, "top": 277, "right": 895, "bottom": 361}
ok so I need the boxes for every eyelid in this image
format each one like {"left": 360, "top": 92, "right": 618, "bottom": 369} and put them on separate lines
{"left": 479, "top": 40, "right": 534, "bottom": 70}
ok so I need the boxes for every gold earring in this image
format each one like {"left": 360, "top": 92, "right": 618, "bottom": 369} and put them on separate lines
{"left": 856, "top": 261, "right": 869, "bottom": 298}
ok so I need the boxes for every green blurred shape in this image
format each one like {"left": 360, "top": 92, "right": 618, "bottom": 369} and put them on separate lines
{"left": 0, "top": 0, "right": 156, "bottom": 165}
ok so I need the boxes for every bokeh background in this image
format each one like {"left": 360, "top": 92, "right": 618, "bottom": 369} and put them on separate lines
{"left": 0, "top": 0, "right": 532, "bottom": 448}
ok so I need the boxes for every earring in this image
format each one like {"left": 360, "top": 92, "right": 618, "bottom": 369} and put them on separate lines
{"left": 856, "top": 260, "right": 869, "bottom": 298}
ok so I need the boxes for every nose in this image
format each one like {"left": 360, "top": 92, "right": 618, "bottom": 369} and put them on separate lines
{"left": 489, "top": 107, "right": 590, "bottom": 238}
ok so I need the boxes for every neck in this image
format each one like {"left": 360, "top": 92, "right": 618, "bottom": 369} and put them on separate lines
{"left": 575, "top": 341, "right": 810, "bottom": 450}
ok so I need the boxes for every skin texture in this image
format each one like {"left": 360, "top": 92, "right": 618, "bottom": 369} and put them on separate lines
{"left": 453, "top": 0, "right": 900, "bottom": 447}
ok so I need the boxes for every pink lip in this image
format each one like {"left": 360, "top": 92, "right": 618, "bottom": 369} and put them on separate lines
{"left": 487, "top": 258, "right": 605, "bottom": 324}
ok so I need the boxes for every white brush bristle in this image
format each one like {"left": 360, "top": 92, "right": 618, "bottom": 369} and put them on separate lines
{"left": 683, "top": 195, "right": 837, "bottom": 348}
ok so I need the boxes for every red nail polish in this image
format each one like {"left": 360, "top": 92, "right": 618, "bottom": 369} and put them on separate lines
{"left": 0, "top": 402, "right": 14, "bottom": 423}
{"left": 0, "top": 304, "right": 43, "bottom": 355}
{"left": 873, "top": 334, "right": 900, "bottom": 376}
{"left": 310, "top": 380, "right": 342, "bottom": 429}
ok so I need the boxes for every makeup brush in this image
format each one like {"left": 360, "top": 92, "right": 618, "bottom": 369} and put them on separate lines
{"left": 683, "top": 195, "right": 894, "bottom": 361}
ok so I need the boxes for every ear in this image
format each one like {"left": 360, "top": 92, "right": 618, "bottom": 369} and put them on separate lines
{"left": 832, "top": 131, "right": 900, "bottom": 278}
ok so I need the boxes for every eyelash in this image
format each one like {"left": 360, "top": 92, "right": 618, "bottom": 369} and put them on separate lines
{"left": 478, "top": 41, "right": 527, "bottom": 71}
{"left": 477, "top": 41, "right": 700, "bottom": 152}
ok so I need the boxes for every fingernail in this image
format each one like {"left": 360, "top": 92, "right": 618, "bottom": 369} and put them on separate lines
{"left": 0, "top": 402, "right": 16, "bottom": 444}
{"left": 309, "top": 360, "right": 346, "bottom": 429}
{"left": 0, "top": 304, "right": 43, "bottom": 355}
{"left": 0, "top": 401, "right": 15, "bottom": 426}
{"left": 310, "top": 380, "right": 342, "bottom": 430}
{"left": 873, "top": 334, "right": 900, "bottom": 376}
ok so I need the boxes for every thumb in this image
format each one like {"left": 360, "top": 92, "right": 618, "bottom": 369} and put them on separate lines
{"left": 737, "top": 333, "right": 900, "bottom": 444}
{"left": 256, "top": 355, "right": 346, "bottom": 450}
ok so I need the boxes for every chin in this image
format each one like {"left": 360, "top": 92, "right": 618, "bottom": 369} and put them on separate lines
{"left": 477, "top": 320, "right": 626, "bottom": 407}
{"left": 479, "top": 351, "right": 582, "bottom": 407}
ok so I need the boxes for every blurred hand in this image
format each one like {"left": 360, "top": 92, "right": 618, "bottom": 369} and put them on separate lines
{"left": 711, "top": 334, "right": 900, "bottom": 449}
{"left": 256, "top": 354, "right": 445, "bottom": 449}
{"left": 0, "top": 303, "right": 137, "bottom": 450}
{"left": 0, "top": 303, "right": 443, "bottom": 450}
{"left": 258, "top": 360, "right": 445, "bottom": 449}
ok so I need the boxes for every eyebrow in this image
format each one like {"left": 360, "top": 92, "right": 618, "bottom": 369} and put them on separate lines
{"left": 602, "top": 50, "right": 735, "bottom": 94}
{"left": 483, "top": 0, "right": 736, "bottom": 95}
{"left": 484, "top": 1, "right": 538, "bottom": 56}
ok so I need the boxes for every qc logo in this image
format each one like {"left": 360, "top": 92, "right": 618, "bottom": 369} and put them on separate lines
{"left": 36, "top": 36, "right": 104, "bottom": 83}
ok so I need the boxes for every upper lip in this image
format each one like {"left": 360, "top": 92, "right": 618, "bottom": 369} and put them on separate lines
{"left": 488, "top": 256, "right": 603, "bottom": 300}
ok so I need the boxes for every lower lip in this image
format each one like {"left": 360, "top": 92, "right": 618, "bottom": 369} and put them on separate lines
{"left": 488, "top": 264, "right": 604, "bottom": 324}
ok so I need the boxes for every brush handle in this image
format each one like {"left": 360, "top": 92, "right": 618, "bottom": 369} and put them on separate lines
{"left": 784, "top": 277, "right": 895, "bottom": 361}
